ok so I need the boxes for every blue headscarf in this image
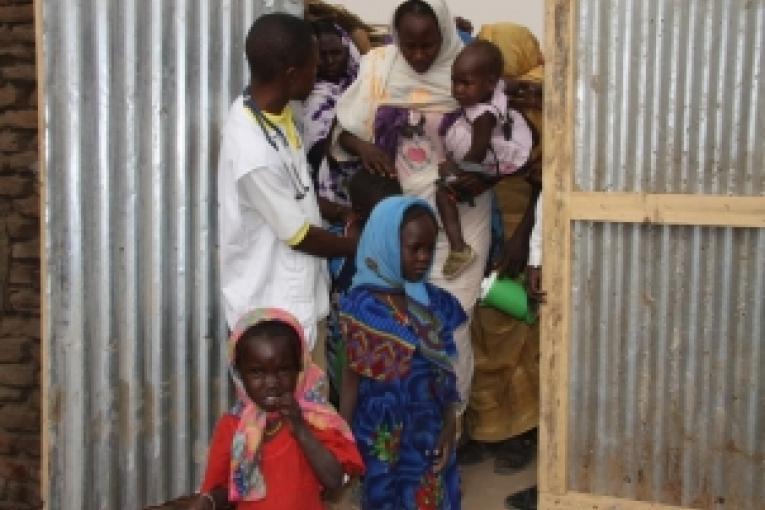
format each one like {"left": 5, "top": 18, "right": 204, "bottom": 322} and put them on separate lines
{"left": 351, "top": 196, "right": 435, "bottom": 306}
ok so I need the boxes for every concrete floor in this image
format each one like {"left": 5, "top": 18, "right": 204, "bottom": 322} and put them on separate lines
{"left": 461, "top": 456, "right": 537, "bottom": 509}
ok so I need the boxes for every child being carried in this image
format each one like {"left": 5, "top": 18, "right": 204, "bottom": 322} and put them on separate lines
{"left": 437, "top": 40, "right": 534, "bottom": 279}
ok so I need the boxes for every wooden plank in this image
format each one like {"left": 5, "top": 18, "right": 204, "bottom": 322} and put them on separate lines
{"left": 539, "top": 0, "right": 575, "bottom": 496}
{"left": 569, "top": 192, "right": 765, "bottom": 227}
{"left": 34, "top": 0, "right": 49, "bottom": 506}
{"left": 540, "top": 491, "right": 691, "bottom": 510}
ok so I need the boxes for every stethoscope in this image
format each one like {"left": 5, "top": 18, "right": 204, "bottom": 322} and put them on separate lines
{"left": 242, "top": 88, "right": 310, "bottom": 200}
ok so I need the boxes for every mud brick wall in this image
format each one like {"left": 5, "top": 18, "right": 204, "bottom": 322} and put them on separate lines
{"left": 0, "top": 0, "right": 41, "bottom": 508}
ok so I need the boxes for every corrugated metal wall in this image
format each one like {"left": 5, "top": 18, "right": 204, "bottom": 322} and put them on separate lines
{"left": 574, "top": 0, "right": 764, "bottom": 195}
{"left": 568, "top": 1, "right": 765, "bottom": 508}
{"left": 569, "top": 223, "right": 764, "bottom": 507}
{"left": 41, "top": 1, "right": 302, "bottom": 508}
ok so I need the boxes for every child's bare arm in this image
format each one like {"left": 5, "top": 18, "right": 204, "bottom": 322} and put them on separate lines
{"left": 462, "top": 111, "right": 497, "bottom": 164}
{"left": 432, "top": 403, "right": 458, "bottom": 474}
{"left": 281, "top": 395, "right": 345, "bottom": 490}
{"left": 339, "top": 367, "right": 360, "bottom": 425}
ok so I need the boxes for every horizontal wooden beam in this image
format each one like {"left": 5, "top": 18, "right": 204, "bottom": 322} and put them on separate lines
{"left": 541, "top": 491, "right": 691, "bottom": 510}
{"left": 568, "top": 192, "right": 765, "bottom": 228}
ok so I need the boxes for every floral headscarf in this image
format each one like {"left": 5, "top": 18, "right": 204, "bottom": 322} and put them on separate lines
{"left": 302, "top": 24, "right": 361, "bottom": 154}
{"left": 226, "top": 308, "right": 354, "bottom": 501}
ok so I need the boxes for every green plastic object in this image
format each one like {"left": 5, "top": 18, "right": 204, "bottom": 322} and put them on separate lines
{"left": 479, "top": 271, "right": 536, "bottom": 324}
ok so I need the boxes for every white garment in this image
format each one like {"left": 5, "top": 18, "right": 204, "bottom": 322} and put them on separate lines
{"left": 528, "top": 198, "right": 542, "bottom": 267}
{"left": 396, "top": 111, "right": 492, "bottom": 406}
{"left": 333, "top": 0, "right": 462, "bottom": 150}
{"left": 218, "top": 97, "right": 329, "bottom": 348}
{"left": 443, "top": 82, "right": 534, "bottom": 175}
{"left": 332, "top": 0, "right": 480, "bottom": 404}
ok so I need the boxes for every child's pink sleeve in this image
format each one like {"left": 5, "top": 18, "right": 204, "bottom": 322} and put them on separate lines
{"left": 200, "top": 414, "right": 238, "bottom": 493}
{"left": 312, "top": 427, "right": 365, "bottom": 477}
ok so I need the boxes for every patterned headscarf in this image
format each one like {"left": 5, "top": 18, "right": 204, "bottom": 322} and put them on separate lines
{"left": 350, "top": 196, "right": 435, "bottom": 306}
{"left": 226, "top": 308, "right": 354, "bottom": 501}
{"left": 302, "top": 24, "right": 361, "bottom": 153}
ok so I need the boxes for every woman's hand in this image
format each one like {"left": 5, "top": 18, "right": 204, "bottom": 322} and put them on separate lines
{"left": 438, "top": 159, "right": 459, "bottom": 178}
{"left": 338, "top": 130, "right": 395, "bottom": 176}
{"left": 432, "top": 408, "right": 457, "bottom": 474}
{"left": 448, "top": 171, "right": 498, "bottom": 198}
{"left": 526, "top": 265, "right": 546, "bottom": 303}
{"left": 505, "top": 78, "right": 543, "bottom": 110}
{"left": 357, "top": 141, "right": 395, "bottom": 176}
{"left": 454, "top": 16, "right": 473, "bottom": 34}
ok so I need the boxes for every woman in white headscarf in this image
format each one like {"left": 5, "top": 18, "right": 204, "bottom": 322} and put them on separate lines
{"left": 333, "top": 0, "right": 493, "bottom": 412}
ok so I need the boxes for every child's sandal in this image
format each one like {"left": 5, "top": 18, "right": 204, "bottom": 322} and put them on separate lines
{"left": 442, "top": 246, "right": 476, "bottom": 280}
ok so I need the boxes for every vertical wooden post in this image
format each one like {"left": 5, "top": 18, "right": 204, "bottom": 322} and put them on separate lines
{"left": 539, "top": 0, "right": 575, "bottom": 498}
{"left": 34, "top": 0, "right": 49, "bottom": 506}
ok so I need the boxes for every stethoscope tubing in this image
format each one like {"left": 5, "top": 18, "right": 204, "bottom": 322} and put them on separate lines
{"left": 242, "top": 89, "right": 310, "bottom": 200}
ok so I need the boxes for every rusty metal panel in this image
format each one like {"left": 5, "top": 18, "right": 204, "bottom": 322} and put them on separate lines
{"left": 568, "top": 222, "right": 765, "bottom": 508}
{"left": 41, "top": 1, "right": 303, "bottom": 508}
{"left": 574, "top": 0, "right": 765, "bottom": 195}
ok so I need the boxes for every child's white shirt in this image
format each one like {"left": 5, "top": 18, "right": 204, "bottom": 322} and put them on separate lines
{"left": 443, "top": 81, "right": 534, "bottom": 175}
{"left": 218, "top": 96, "right": 329, "bottom": 348}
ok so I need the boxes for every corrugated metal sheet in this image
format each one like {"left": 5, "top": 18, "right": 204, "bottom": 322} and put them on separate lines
{"left": 574, "top": 0, "right": 765, "bottom": 195}
{"left": 568, "top": 3, "right": 765, "bottom": 506}
{"left": 568, "top": 222, "right": 765, "bottom": 508}
{"left": 41, "top": 1, "right": 303, "bottom": 508}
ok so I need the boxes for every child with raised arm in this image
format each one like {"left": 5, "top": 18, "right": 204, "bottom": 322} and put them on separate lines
{"left": 202, "top": 309, "right": 363, "bottom": 509}
{"left": 436, "top": 40, "right": 534, "bottom": 279}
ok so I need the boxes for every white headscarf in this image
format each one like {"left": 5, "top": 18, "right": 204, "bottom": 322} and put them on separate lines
{"left": 335, "top": 0, "right": 463, "bottom": 142}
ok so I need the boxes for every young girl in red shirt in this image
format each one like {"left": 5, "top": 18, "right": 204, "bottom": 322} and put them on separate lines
{"left": 150, "top": 308, "right": 363, "bottom": 510}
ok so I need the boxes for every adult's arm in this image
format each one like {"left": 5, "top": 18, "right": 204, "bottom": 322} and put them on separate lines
{"left": 498, "top": 186, "right": 540, "bottom": 277}
{"left": 238, "top": 169, "right": 357, "bottom": 259}
{"left": 338, "top": 130, "right": 395, "bottom": 176}
{"left": 293, "top": 225, "right": 357, "bottom": 259}
{"left": 505, "top": 78, "right": 544, "bottom": 111}
{"left": 318, "top": 196, "right": 351, "bottom": 224}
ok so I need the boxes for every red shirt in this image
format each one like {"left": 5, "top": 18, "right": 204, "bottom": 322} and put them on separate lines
{"left": 201, "top": 414, "right": 364, "bottom": 509}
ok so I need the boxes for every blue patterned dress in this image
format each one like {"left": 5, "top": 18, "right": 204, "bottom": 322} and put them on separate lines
{"left": 340, "top": 283, "right": 466, "bottom": 510}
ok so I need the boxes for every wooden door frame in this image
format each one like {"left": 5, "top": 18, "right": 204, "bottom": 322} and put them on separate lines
{"left": 34, "top": 0, "right": 50, "bottom": 506}
{"left": 539, "top": 1, "right": 765, "bottom": 508}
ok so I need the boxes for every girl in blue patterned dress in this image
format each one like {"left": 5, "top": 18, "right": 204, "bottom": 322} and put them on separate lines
{"left": 339, "top": 196, "right": 466, "bottom": 510}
